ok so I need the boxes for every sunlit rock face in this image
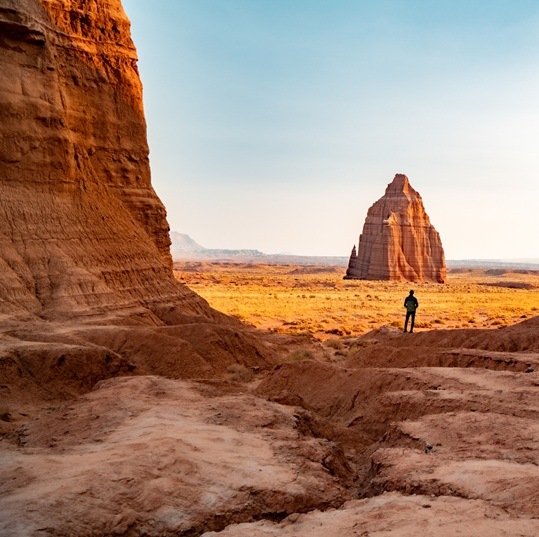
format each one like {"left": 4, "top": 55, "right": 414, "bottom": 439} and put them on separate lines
{"left": 0, "top": 0, "right": 213, "bottom": 322}
{"left": 346, "top": 174, "right": 446, "bottom": 283}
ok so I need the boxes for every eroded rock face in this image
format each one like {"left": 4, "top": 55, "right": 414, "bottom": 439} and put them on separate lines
{"left": 0, "top": 376, "right": 351, "bottom": 536}
{"left": 0, "top": 0, "right": 287, "bottom": 398}
{"left": 0, "top": 0, "right": 210, "bottom": 323}
{"left": 346, "top": 174, "right": 446, "bottom": 283}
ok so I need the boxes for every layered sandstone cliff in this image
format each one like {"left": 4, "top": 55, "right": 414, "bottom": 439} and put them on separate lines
{"left": 0, "top": 0, "right": 212, "bottom": 322}
{"left": 346, "top": 174, "right": 446, "bottom": 283}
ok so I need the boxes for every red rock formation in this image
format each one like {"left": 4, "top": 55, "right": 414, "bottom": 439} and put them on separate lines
{"left": 346, "top": 174, "right": 446, "bottom": 283}
{"left": 0, "top": 0, "right": 282, "bottom": 390}
{"left": 0, "top": 0, "right": 213, "bottom": 322}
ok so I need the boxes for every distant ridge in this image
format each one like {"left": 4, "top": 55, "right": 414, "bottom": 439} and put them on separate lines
{"left": 170, "top": 232, "right": 264, "bottom": 259}
{"left": 447, "top": 259, "right": 539, "bottom": 270}
{"left": 170, "top": 233, "right": 348, "bottom": 265}
{"left": 169, "top": 232, "right": 206, "bottom": 253}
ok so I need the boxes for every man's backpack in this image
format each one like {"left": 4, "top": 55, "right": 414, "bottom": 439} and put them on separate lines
{"left": 405, "top": 298, "right": 417, "bottom": 312}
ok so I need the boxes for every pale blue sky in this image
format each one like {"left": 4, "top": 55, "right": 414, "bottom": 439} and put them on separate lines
{"left": 123, "top": 0, "right": 539, "bottom": 259}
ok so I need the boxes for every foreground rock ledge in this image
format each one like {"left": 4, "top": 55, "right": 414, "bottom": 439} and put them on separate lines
{"left": 1, "top": 317, "right": 538, "bottom": 536}
{"left": 0, "top": 376, "right": 350, "bottom": 536}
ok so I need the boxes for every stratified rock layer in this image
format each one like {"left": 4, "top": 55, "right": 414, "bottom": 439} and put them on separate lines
{"left": 0, "top": 0, "right": 283, "bottom": 392}
{"left": 346, "top": 174, "right": 446, "bottom": 283}
{"left": 0, "top": 0, "right": 212, "bottom": 323}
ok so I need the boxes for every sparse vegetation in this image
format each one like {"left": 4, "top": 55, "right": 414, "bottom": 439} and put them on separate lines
{"left": 326, "top": 338, "right": 343, "bottom": 350}
{"left": 225, "top": 364, "right": 254, "bottom": 383}
{"left": 284, "top": 350, "right": 315, "bottom": 362}
{"left": 174, "top": 263, "right": 539, "bottom": 340}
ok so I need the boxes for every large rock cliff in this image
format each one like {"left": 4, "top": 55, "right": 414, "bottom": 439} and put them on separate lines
{"left": 346, "top": 174, "right": 446, "bottom": 283}
{"left": 0, "top": 0, "right": 280, "bottom": 395}
{"left": 0, "top": 0, "right": 213, "bottom": 323}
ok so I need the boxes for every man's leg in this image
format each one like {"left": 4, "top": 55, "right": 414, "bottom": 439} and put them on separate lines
{"left": 410, "top": 312, "right": 415, "bottom": 333}
{"left": 404, "top": 311, "right": 410, "bottom": 332}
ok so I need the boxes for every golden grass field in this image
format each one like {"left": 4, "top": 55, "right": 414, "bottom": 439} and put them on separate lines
{"left": 174, "top": 262, "right": 539, "bottom": 340}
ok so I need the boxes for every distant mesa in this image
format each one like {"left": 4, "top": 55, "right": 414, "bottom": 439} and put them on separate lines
{"left": 170, "top": 233, "right": 350, "bottom": 266}
{"left": 170, "top": 232, "right": 264, "bottom": 258}
{"left": 345, "top": 174, "right": 446, "bottom": 283}
{"left": 170, "top": 232, "right": 207, "bottom": 253}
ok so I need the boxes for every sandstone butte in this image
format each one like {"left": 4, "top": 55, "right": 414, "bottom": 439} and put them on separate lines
{"left": 2, "top": 2, "right": 539, "bottom": 537}
{"left": 346, "top": 174, "right": 446, "bottom": 283}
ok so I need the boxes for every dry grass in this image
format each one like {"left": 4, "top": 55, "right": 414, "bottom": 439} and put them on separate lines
{"left": 284, "top": 349, "right": 315, "bottom": 362}
{"left": 224, "top": 364, "right": 254, "bottom": 383}
{"left": 174, "top": 262, "right": 539, "bottom": 340}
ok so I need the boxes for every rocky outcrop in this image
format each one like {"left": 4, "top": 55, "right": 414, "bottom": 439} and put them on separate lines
{"left": 0, "top": 376, "right": 351, "bottom": 536}
{"left": 0, "top": 0, "right": 284, "bottom": 394}
{"left": 346, "top": 174, "right": 446, "bottom": 283}
{"left": 0, "top": 0, "right": 214, "bottom": 323}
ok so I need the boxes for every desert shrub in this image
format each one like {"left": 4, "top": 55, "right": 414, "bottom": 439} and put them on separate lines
{"left": 350, "top": 339, "right": 378, "bottom": 351}
{"left": 326, "top": 338, "right": 343, "bottom": 350}
{"left": 285, "top": 350, "right": 314, "bottom": 362}
{"left": 325, "top": 328, "right": 343, "bottom": 336}
{"left": 225, "top": 364, "right": 254, "bottom": 383}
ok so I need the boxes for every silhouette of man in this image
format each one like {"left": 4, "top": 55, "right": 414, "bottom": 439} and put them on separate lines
{"left": 404, "top": 290, "right": 418, "bottom": 333}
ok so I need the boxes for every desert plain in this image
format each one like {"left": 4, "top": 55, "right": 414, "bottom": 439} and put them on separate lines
{"left": 176, "top": 261, "right": 539, "bottom": 339}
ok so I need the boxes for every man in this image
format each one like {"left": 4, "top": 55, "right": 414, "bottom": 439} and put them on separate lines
{"left": 403, "top": 290, "right": 418, "bottom": 333}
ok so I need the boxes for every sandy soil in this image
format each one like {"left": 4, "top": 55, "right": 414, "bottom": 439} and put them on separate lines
{"left": 203, "top": 493, "right": 539, "bottom": 537}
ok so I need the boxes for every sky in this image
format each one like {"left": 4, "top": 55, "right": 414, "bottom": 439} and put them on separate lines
{"left": 123, "top": 0, "right": 539, "bottom": 259}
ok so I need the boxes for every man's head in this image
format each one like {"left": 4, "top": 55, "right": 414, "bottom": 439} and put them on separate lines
{"left": 409, "top": 290, "right": 414, "bottom": 295}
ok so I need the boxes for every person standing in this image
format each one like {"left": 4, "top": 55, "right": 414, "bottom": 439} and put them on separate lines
{"left": 404, "top": 290, "right": 418, "bottom": 333}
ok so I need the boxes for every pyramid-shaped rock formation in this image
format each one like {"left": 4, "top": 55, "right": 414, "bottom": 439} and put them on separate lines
{"left": 346, "top": 174, "right": 446, "bottom": 283}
